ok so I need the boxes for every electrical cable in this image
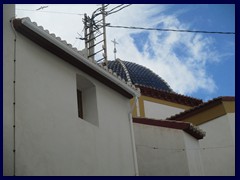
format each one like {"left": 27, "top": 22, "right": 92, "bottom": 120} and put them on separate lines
{"left": 16, "top": 9, "right": 84, "bottom": 16}
{"left": 107, "top": 4, "right": 124, "bottom": 13}
{"left": 107, "top": 4, "right": 132, "bottom": 15}
{"left": 107, "top": 25, "right": 235, "bottom": 35}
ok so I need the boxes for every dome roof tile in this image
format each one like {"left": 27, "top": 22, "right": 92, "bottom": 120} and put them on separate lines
{"left": 108, "top": 60, "right": 173, "bottom": 92}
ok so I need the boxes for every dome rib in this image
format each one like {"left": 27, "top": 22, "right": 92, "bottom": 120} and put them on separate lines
{"left": 116, "top": 59, "right": 132, "bottom": 85}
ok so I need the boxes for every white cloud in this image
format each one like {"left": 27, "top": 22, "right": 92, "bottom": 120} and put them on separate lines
{"left": 106, "top": 4, "right": 218, "bottom": 95}
{"left": 16, "top": 4, "right": 220, "bottom": 96}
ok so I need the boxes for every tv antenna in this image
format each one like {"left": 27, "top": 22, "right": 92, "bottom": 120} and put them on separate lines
{"left": 82, "top": 4, "right": 131, "bottom": 65}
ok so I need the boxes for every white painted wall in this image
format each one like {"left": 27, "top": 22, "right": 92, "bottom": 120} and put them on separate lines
{"left": 199, "top": 114, "right": 235, "bottom": 176}
{"left": 226, "top": 113, "right": 235, "bottom": 144}
{"left": 183, "top": 133, "right": 204, "bottom": 176}
{"left": 144, "top": 100, "right": 185, "bottom": 119}
{"left": 134, "top": 123, "right": 203, "bottom": 176}
{"left": 3, "top": 4, "right": 15, "bottom": 176}
{"left": 4, "top": 20, "right": 136, "bottom": 175}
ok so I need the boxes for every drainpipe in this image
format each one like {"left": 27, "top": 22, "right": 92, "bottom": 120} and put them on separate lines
{"left": 128, "top": 96, "right": 139, "bottom": 176}
{"left": 10, "top": 17, "right": 17, "bottom": 176}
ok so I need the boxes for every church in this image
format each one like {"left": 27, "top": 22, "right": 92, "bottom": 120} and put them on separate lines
{"left": 3, "top": 4, "right": 235, "bottom": 176}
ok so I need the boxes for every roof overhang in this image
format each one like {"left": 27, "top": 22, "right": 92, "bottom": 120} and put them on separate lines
{"left": 137, "top": 85, "right": 203, "bottom": 107}
{"left": 133, "top": 117, "right": 205, "bottom": 140}
{"left": 12, "top": 18, "right": 140, "bottom": 99}
{"left": 166, "top": 96, "right": 235, "bottom": 125}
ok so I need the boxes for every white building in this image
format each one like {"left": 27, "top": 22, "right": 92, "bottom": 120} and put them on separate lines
{"left": 3, "top": 4, "right": 235, "bottom": 176}
{"left": 131, "top": 84, "right": 235, "bottom": 176}
{"left": 133, "top": 118, "right": 205, "bottom": 176}
{"left": 4, "top": 4, "right": 140, "bottom": 176}
{"left": 107, "top": 62, "right": 206, "bottom": 176}
{"left": 167, "top": 96, "right": 235, "bottom": 176}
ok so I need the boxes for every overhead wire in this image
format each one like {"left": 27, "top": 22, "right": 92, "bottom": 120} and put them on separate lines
{"left": 91, "top": 4, "right": 109, "bottom": 18}
{"left": 107, "top": 25, "right": 235, "bottom": 35}
{"left": 107, "top": 4, "right": 132, "bottom": 15}
{"left": 107, "top": 4, "right": 124, "bottom": 13}
{"left": 16, "top": 9, "right": 84, "bottom": 16}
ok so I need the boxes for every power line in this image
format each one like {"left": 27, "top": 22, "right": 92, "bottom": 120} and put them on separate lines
{"left": 107, "top": 25, "right": 235, "bottom": 35}
{"left": 107, "top": 4, "right": 124, "bottom": 13}
{"left": 16, "top": 9, "right": 84, "bottom": 16}
{"left": 107, "top": 4, "right": 132, "bottom": 16}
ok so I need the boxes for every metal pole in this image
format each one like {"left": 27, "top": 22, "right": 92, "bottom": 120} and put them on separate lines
{"left": 84, "top": 13, "right": 88, "bottom": 49}
{"left": 102, "top": 4, "right": 108, "bottom": 65}
{"left": 89, "top": 17, "right": 95, "bottom": 60}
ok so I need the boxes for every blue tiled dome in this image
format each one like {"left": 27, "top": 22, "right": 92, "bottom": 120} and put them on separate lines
{"left": 107, "top": 60, "right": 173, "bottom": 92}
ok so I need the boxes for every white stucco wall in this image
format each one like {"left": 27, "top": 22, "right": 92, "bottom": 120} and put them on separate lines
{"left": 3, "top": 4, "right": 15, "bottom": 176}
{"left": 134, "top": 123, "right": 203, "bottom": 176}
{"left": 183, "top": 133, "right": 204, "bottom": 176}
{"left": 4, "top": 20, "right": 136, "bottom": 175}
{"left": 199, "top": 114, "right": 235, "bottom": 176}
{"left": 226, "top": 113, "right": 235, "bottom": 144}
{"left": 144, "top": 100, "right": 185, "bottom": 119}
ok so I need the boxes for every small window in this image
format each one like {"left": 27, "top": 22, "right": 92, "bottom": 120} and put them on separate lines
{"left": 76, "top": 74, "right": 99, "bottom": 126}
{"left": 77, "top": 89, "right": 83, "bottom": 119}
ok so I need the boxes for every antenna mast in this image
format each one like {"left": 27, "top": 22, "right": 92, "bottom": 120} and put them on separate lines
{"left": 82, "top": 4, "right": 131, "bottom": 64}
{"left": 102, "top": 4, "right": 108, "bottom": 65}
{"left": 83, "top": 4, "right": 109, "bottom": 65}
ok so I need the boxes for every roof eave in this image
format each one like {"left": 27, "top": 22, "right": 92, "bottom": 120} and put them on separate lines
{"left": 166, "top": 96, "right": 235, "bottom": 121}
{"left": 137, "top": 85, "right": 203, "bottom": 107}
{"left": 133, "top": 118, "right": 205, "bottom": 140}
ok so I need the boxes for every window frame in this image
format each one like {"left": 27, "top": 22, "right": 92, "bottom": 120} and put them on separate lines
{"left": 77, "top": 89, "right": 83, "bottom": 119}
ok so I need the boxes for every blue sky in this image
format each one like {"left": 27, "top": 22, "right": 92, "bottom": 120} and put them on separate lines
{"left": 154, "top": 4, "right": 235, "bottom": 100}
{"left": 16, "top": 4, "right": 235, "bottom": 101}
